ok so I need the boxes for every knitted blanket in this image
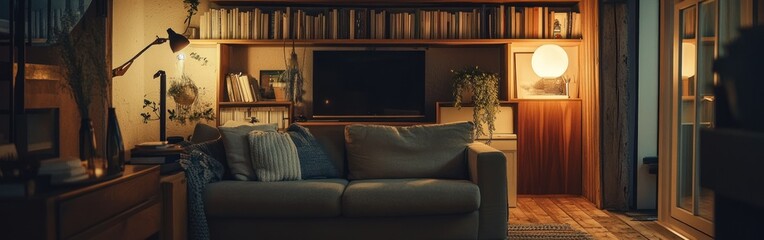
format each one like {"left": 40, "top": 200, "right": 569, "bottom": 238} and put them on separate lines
{"left": 180, "top": 150, "right": 224, "bottom": 240}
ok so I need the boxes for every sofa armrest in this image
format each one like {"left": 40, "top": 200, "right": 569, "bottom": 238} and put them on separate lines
{"left": 467, "top": 142, "right": 508, "bottom": 240}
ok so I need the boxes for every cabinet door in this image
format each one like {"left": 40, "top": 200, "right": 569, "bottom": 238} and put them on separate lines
{"left": 517, "top": 101, "right": 581, "bottom": 195}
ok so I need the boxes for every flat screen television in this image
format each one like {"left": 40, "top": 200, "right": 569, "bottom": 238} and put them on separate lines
{"left": 312, "top": 51, "right": 425, "bottom": 120}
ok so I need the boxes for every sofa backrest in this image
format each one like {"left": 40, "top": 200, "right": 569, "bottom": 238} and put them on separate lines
{"left": 302, "top": 124, "right": 348, "bottom": 178}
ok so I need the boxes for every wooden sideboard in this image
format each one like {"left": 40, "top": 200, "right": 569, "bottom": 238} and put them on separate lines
{"left": 0, "top": 165, "right": 161, "bottom": 240}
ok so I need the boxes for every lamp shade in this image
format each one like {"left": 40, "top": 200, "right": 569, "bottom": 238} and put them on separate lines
{"left": 531, "top": 44, "right": 569, "bottom": 78}
{"left": 681, "top": 42, "right": 696, "bottom": 78}
{"left": 167, "top": 28, "right": 190, "bottom": 53}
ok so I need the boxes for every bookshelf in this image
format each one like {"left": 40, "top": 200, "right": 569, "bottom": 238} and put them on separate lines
{"left": 199, "top": 3, "right": 582, "bottom": 41}
{"left": 201, "top": 0, "right": 600, "bottom": 202}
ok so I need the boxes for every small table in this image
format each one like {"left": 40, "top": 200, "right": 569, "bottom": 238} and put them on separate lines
{"left": 0, "top": 165, "right": 161, "bottom": 240}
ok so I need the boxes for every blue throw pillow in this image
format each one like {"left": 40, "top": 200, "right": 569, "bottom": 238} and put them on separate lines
{"left": 286, "top": 123, "right": 339, "bottom": 179}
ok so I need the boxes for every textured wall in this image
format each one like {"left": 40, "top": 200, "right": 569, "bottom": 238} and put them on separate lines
{"left": 113, "top": 0, "right": 216, "bottom": 149}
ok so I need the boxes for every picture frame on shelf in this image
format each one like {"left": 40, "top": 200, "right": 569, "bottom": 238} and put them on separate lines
{"left": 510, "top": 43, "right": 580, "bottom": 100}
{"left": 513, "top": 52, "right": 567, "bottom": 99}
{"left": 259, "top": 70, "right": 284, "bottom": 101}
{"left": 21, "top": 108, "right": 60, "bottom": 161}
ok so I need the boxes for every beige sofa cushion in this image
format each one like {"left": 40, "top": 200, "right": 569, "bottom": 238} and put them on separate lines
{"left": 344, "top": 122, "right": 474, "bottom": 180}
{"left": 218, "top": 123, "right": 278, "bottom": 181}
{"left": 204, "top": 179, "right": 348, "bottom": 218}
{"left": 342, "top": 178, "right": 480, "bottom": 217}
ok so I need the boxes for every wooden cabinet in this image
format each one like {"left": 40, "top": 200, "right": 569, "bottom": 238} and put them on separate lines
{"left": 517, "top": 100, "right": 581, "bottom": 195}
{"left": 0, "top": 165, "right": 161, "bottom": 240}
{"left": 437, "top": 102, "right": 518, "bottom": 207}
{"left": 160, "top": 171, "right": 188, "bottom": 240}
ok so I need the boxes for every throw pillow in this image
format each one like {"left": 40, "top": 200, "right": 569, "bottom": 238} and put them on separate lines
{"left": 184, "top": 138, "right": 231, "bottom": 180}
{"left": 286, "top": 123, "right": 339, "bottom": 179}
{"left": 345, "top": 121, "right": 474, "bottom": 180}
{"left": 248, "top": 131, "right": 301, "bottom": 182}
{"left": 218, "top": 123, "right": 278, "bottom": 181}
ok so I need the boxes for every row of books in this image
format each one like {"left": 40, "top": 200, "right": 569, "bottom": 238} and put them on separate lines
{"left": 197, "top": 6, "right": 582, "bottom": 40}
{"left": 226, "top": 72, "right": 261, "bottom": 102}
{"left": 219, "top": 107, "right": 290, "bottom": 129}
{"left": 27, "top": 9, "right": 78, "bottom": 41}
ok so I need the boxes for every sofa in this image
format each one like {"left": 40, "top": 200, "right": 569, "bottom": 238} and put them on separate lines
{"left": 201, "top": 123, "right": 508, "bottom": 240}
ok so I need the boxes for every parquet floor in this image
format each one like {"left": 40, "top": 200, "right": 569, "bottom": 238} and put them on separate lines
{"left": 510, "top": 196, "right": 685, "bottom": 239}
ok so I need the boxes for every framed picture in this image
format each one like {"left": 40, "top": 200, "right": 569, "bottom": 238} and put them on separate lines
{"left": 513, "top": 52, "right": 567, "bottom": 99}
{"left": 259, "top": 70, "right": 284, "bottom": 100}
{"left": 20, "top": 108, "right": 59, "bottom": 161}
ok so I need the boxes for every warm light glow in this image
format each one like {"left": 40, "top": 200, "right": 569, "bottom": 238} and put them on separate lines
{"left": 177, "top": 53, "right": 185, "bottom": 76}
{"left": 681, "top": 42, "right": 696, "bottom": 78}
{"left": 531, "top": 44, "right": 569, "bottom": 79}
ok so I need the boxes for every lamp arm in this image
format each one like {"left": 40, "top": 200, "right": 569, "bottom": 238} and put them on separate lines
{"left": 112, "top": 37, "right": 168, "bottom": 77}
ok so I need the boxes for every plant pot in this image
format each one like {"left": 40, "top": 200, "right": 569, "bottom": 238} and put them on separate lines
{"left": 273, "top": 83, "right": 288, "bottom": 101}
{"left": 460, "top": 88, "right": 474, "bottom": 103}
{"left": 172, "top": 84, "right": 199, "bottom": 106}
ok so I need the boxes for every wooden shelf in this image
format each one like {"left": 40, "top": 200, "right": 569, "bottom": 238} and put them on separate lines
{"left": 210, "top": 0, "right": 581, "bottom": 6}
{"left": 219, "top": 101, "right": 292, "bottom": 107}
{"left": 509, "top": 98, "right": 582, "bottom": 102}
{"left": 190, "top": 38, "right": 582, "bottom": 46}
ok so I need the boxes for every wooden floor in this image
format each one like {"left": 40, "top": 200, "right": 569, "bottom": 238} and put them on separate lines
{"left": 510, "top": 196, "right": 685, "bottom": 239}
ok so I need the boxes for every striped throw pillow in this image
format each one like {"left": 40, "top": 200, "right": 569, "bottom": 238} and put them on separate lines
{"left": 248, "top": 131, "right": 301, "bottom": 182}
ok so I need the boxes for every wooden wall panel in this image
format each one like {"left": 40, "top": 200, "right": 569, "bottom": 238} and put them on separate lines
{"left": 517, "top": 100, "right": 582, "bottom": 195}
{"left": 580, "top": 0, "right": 602, "bottom": 207}
{"left": 600, "top": 1, "right": 634, "bottom": 210}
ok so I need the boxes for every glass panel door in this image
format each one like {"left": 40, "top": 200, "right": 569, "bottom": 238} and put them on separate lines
{"left": 672, "top": 0, "right": 716, "bottom": 236}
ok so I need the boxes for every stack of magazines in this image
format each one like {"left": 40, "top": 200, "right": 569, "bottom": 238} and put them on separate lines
{"left": 130, "top": 142, "right": 184, "bottom": 174}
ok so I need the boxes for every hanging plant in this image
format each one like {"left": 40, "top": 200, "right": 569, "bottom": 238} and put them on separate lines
{"left": 141, "top": 75, "right": 215, "bottom": 125}
{"left": 452, "top": 66, "right": 501, "bottom": 140}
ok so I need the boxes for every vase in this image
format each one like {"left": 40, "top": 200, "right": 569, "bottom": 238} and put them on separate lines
{"left": 105, "top": 108, "right": 125, "bottom": 175}
{"left": 79, "top": 118, "right": 97, "bottom": 177}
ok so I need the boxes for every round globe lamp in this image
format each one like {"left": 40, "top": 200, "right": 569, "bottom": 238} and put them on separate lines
{"left": 531, "top": 44, "right": 569, "bottom": 79}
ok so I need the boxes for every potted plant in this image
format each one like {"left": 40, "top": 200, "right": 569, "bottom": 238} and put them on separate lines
{"left": 452, "top": 66, "right": 501, "bottom": 140}
{"left": 272, "top": 75, "right": 289, "bottom": 102}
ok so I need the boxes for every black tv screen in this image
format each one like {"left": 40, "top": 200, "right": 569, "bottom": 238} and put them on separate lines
{"left": 313, "top": 51, "right": 425, "bottom": 120}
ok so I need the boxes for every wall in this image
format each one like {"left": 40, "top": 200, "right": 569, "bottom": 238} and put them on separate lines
{"left": 113, "top": 0, "right": 217, "bottom": 149}
{"left": 636, "top": 0, "right": 659, "bottom": 210}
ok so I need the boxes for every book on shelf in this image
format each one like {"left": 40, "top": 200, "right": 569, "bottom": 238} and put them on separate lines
{"left": 226, "top": 72, "right": 260, "bottom": 102}
{"left": 197, "top": 4, "right": 581, "bottom": 41}
{"left": 219, "top": 107, "right": 289, "bottom": 129}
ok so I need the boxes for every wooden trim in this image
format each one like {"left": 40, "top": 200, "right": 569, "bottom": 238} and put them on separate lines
{"left": 216, "top": 44, "right": 231, "bottom": 126}
{"left": 219, "top": 101, "right": 293, "bottom": 107}
{"left": 658, "top": 0, "right": 675, "bottom": 229}
{"left": 297, "top": 121, "right": 429, "bottom": 126}
{"left": 190, "top": 39, "right": 583, "bottom": 46}
{"left": 210, "top": 0, "right": 582, "bottom": 6}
